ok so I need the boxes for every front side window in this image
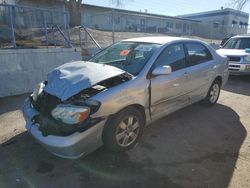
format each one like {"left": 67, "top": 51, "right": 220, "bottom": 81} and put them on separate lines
{"left": 90, "top": 42, "right": 160, "bottom": 76}
{"left": 154, "top": 43, "right": 186, "bottom": 72}
{"left": 186, "top": 43, "right": 213, "bottom": 66}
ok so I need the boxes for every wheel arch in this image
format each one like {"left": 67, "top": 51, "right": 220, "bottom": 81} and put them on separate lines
{"left": 214, "top": 75, "right": 223, "bottom": 86}
{"left": 106, "top": 104, "right": 146, "bottom": 127}
{"left": 102, "top": 104, "right": 146, "bottom": 150}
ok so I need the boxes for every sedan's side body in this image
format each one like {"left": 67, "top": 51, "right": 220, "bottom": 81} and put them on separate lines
{"left": 91, "top": 38, "right": 228, "bottom": 126}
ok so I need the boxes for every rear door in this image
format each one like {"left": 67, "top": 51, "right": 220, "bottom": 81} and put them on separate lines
{"left": 183, "top": 42, "right": 215, "bottom": 102}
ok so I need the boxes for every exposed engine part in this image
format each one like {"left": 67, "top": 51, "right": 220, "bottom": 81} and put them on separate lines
{"left": 98, "top": 72, "right": 132, "bottom": 88}
{"left": 31, "top": 91, "right": 61, "bottom": 116}
{"left": 70, "top": 85, "right": 106, "bottom": 101}
{"left": 71, "top": 72, "right": 132, "bottom": 101}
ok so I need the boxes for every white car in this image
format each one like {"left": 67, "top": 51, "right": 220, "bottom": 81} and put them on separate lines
{"left": 217, "top": 35, "right": 250, "bottom": 75}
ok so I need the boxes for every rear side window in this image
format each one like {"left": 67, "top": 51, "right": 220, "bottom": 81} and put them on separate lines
{"left": 186, "top": 43, "right": 213, "bottom": 66}
{"left": 154, "top": 43, "right": 186, "bottom": 72}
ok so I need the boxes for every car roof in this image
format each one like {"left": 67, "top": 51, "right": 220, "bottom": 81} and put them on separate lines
{"left": 232, "top": 35, "right": 250, "bottom": 39}
{"left": 122, "top": 36, "right": 199, "bottom": 45}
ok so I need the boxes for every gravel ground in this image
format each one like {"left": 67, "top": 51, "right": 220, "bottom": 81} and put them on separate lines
{"left": 0, "top": 75, "right": 249, "bottom": 188}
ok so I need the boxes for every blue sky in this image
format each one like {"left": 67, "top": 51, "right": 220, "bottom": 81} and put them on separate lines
{"left": 84, "top": 0, "right": 250, "bottom": 16}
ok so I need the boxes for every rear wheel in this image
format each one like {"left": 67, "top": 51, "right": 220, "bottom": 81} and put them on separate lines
{"left": 102, "top": 107, "right": 144, "bottom": 152}
{"left": 203, "top": 79, "right": 221, "bottom": 106}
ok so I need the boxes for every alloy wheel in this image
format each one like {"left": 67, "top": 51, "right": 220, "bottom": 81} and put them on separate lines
{"left": 115, "top": 115, "right": 140, "bottom": 147}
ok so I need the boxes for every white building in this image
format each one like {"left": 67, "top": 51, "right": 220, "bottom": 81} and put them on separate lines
{"left": 81, "top": 4, "right": 199, "bottom": 36}
{"left": 1, "top": 1, "right": 249, "bottom": 40}
{"left": 179, "top": 8, "right": 249, "bottom": 39}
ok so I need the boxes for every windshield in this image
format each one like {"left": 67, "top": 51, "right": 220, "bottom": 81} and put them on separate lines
{"left": 223, "top": 38, "right": 250, "bottom": 49}
{"left": 89, "top": 42, "right": 161, "bottom": 75}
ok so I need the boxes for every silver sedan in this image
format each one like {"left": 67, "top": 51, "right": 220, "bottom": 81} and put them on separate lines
{"left": 23, "top": 37, "right": 229, "bottom": 159}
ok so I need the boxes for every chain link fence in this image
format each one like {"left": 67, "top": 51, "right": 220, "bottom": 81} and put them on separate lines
{"left": 1, "top": 4, "right": 249, "bottom": 59}
{"left": 0, "top": 4, "right": 71, "bottom": 49}
{"left": 81, "top": 10, "right": 249, "bottom": 51}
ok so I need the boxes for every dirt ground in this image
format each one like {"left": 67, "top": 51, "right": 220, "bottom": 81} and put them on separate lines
{"left": 0, "top": 76, "right": 249, "bottom": 188}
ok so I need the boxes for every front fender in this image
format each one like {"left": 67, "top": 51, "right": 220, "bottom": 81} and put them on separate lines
{"left": 90, "top": 77, "right": 150, "bottom": 118}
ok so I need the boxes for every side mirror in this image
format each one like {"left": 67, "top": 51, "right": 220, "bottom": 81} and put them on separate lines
{"left": 152, "top": 65, "right": 172, "bottom": 76}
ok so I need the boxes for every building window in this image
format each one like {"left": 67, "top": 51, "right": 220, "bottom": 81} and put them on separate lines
{"left": 239, "top": 21, "right": 248, "bottom": 28}
{"left": 166, "top": 21, "right": 169, "bottom": 28}
{"left": 115, "top": 17, "right": 120, "bottom": 24}
{"left": 166, "top": 21, "right": 173, "bottom": 28}
{"left": 140, "top": 19, "right": 145, "bottom": 26}
{"left": 213, "top": 22, "right": 219, "bottom": 28}
{"left": 108, "top": 15, "right": 112, "bottom": 24}
{"left": 170, "top": 22, "right": 173, "bottom": 28}
{"left": 232, "top": 20, "right": 238, "bottom": 27}
{"left": 175, "top": 23, "right": 182, "bottom": 29}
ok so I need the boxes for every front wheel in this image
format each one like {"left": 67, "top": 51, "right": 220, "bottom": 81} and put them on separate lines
{"left": 102, "top": 107, "right": 144, "bottom": 152}
{"left": 203, "top": 79, "right": 221, "bottom": 106}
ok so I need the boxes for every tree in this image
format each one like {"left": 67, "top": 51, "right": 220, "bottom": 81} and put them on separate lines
{"left": 67, "top": 0, "right": 83, "bottom": 27}
{"left": 61, "top": 0, "right": 126, "bottom": 27}
{"left": 231, "top": 0, "right": 249, "bottom": 10}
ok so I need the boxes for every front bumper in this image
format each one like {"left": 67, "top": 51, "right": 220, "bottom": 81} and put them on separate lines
{"left": 23, "top": 98, "right": 106, "bottom": 159}
{"left": 228, "top": 62, "right": 250, "bottom": 75}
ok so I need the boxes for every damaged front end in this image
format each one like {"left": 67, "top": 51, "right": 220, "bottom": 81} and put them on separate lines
{"left": 30, "top": 91, "right": 103, "bottom": 137}
{"left": 23, "top": 61, "right": 133, "bottom": 158}
{"left": 29, "top": 71, "right": 132, "bottom": 137}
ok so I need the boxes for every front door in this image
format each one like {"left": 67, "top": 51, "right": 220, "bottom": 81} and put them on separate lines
{"left": 150, "top": 43, "right": 189, "bottom": 120}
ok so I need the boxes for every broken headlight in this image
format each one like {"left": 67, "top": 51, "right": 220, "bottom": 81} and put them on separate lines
{"left": 31, "top": 82, "right": 46, "bottom": 102}
{"left": 51, "top": 104, "right": 90, "bottom": 125}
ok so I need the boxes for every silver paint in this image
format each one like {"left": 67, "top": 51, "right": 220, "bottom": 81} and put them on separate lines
{"left": 23, "top": 37, "right": 229, "bottom": 159}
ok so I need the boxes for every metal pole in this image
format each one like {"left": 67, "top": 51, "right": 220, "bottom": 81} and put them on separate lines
{"left": 62, "top": 5, "right": 71, "bottom": 48}
{"left": 63, "top": 5, "right": 67, "bottom": 30}
{"left": 85, "top": 28, "right": 88, "bottom": 48}
{"left": 42, "top": 10, "right": 48, "bottom": 48}
{"left": 52, "top": 26, "right": 56, "bottom": 47}
{"left": 78, "top": 27, "right": 82, "bottom": 48}
{"left": 9, "top": 5, "right": 16, "bottom": 48}
{"left": 112, "top": 9, "right": 115, "bottom": 44}
{"left": 65, "top": 12, "right": 72, "bottom": 47}
{"left": 210, "top": 23, "right": 213, "bottom": 44}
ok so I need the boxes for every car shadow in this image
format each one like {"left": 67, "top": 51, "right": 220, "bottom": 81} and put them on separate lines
{"left": 223, "top": 75, "right": 250, "bottom": 96}
{"left": 0, "top": 93, "right": 29, "bottom": 115}
{"left": 0, "top": 103, "right": 246, "bottom": 188}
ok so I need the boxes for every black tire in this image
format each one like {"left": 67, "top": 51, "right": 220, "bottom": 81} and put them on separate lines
{"left": 203, "top": 79, "right": 221, "bottom": 106}
{"left": 102, "top": 107, "right": 145, "bottom": 152}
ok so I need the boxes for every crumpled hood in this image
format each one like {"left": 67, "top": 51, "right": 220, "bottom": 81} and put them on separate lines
{"left": 45, "top": 61, "right": 125, "bottom": 101}
{"left": 217, "top": 49, "right": 249, "bottom": 57}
